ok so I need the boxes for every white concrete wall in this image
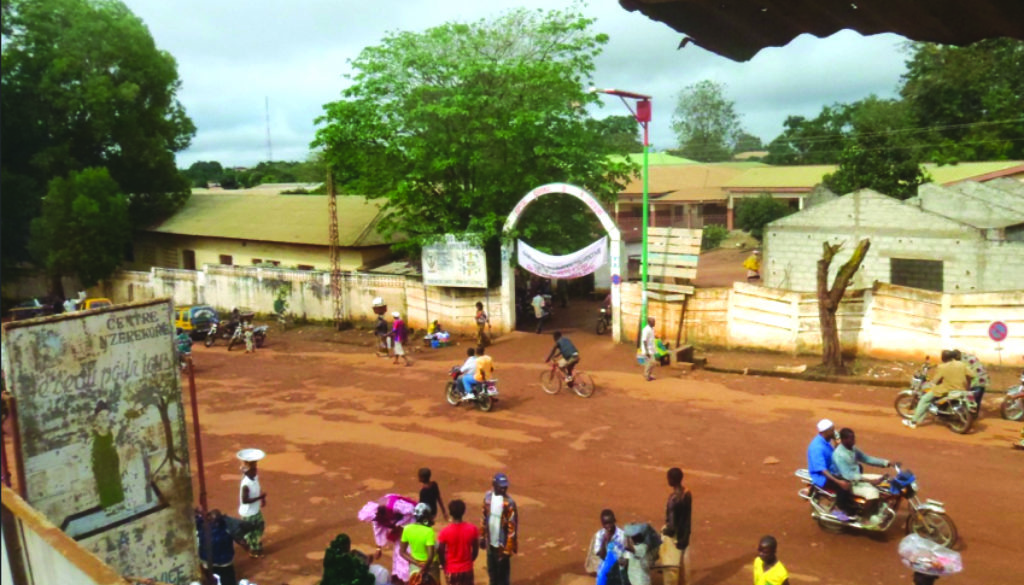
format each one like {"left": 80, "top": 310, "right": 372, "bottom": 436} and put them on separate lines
{"left": 621, "top": 281, "right": 1024, "bottom": 366}
{"left": 90, "top": 265, "right": 505, "bottom": 334}
{"left": 762, "top": 189, "right": 1024, "bottom": 293}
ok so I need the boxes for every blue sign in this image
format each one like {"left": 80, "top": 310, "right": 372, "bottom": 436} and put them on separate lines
{"left": 988, "top": 321, "right": 1008, "bottom": 342}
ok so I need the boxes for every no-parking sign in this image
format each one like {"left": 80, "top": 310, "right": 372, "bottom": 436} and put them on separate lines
{"left": 988, "top": 321, "right": 1008, "bottom": 342}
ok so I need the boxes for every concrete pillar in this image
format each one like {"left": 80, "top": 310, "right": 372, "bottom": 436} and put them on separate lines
{"left": 727, "top": 195, "right": 735, "bottom": 230}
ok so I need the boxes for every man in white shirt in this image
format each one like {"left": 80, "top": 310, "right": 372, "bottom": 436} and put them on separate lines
{"left": 459, "top": 347, "right": 478, "bottom": 399}
{"left": 641, "top": 317, "right": 657, "bottom": 381}
{"left": 531, "top": 293, "right": 547, "bottom": 334}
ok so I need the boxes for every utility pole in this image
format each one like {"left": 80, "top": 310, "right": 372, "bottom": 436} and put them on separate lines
{"left": 327, "top": 172, "right": 344, "bottom": 328}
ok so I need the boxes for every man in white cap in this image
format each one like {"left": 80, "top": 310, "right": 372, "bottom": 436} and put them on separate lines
{"left": 238, "top": 449, "right": 268, "bottom": 558}
{"left": 806, "top": 419, "right": 853, "bottom": 521}
{"left": 391, "top": 311, "right": 412, "bottom": 367}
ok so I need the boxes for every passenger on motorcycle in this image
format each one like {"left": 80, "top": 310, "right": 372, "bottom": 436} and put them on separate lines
{"left": 545, "top": 331, "right": 580, "bottom": 381}
{"left": 459, "top": 348, "right": 477, "bottom": 398}
{"left": 904, "top": 350, "right": 969, "bottom": 429}
{"left": 831, "top": 428, "right": 897, "bottom": 526}
{"left": 176, "top": 327, "right": 193, "bottom": 355}
{"left": 806, "top": 419, "right": 855, "bottom": 520}
{"left": 956, "top": 349, "right": 989, "bottom": 413}
{"left": 473, "top": 348, "right": 494, "bottom": 397}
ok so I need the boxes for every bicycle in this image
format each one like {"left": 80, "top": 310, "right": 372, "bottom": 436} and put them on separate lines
{"left": 539, "top": 361, "right": 595, "bottom": 397}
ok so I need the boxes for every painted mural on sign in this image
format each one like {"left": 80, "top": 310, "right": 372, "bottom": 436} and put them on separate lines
{"left": 2, "top": 299, "right": 200, "bottom": 584}
{"left": 422, "top": 235, "right": 488, "bottom": 288}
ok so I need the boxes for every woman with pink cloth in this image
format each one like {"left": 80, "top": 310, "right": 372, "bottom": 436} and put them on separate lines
{"left": 358, "top": 494, "right": 418, "bottom": 583}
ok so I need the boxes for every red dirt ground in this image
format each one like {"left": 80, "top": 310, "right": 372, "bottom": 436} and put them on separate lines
{"left": 171, "top": 300, "right": 1020, "bottom": 585}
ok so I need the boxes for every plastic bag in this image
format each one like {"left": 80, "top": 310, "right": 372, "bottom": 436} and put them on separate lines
{"left": 898, "top": 534, "right": 962, "bottom": 576}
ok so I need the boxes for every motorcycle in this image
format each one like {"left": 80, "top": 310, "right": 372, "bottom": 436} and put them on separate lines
{"left": 894, "top": 359, "right": 975, "bottom": 434}
{"left": 444, "top": 366, "right": 498, "bottom": 412}
{"left": 1001, "top": 369, "right": 1024, "bottom": 421}
{"left": 795, "top": 464, "right": 958, "bottom": 547}
{"left": 596, "top": 306, "right": 611, "bottom": 335}
{"left": 204, "top": 320, "right": 237, "bottom": 347}
{"left": 227, "top": 325, "right": 267, "bottom": 351}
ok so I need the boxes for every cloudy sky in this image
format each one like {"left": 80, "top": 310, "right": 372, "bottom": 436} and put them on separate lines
{"left": 120, "top": 0, "right": 910, "bottom": 168}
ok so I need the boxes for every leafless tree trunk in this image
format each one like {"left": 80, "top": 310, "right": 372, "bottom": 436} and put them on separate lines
{"left": 817, "top": 238, "right": 871, "bottom": 375}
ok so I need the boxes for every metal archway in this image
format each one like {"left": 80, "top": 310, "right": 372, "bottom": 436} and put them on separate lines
{"left": 499, "top": 183, "right": 623, "bottom": 340}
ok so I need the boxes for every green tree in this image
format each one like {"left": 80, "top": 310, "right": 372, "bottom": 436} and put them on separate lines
{"left": 732, "top": 131, "right": 764, "bottom": 154}
{"left": 182, "top": 161, "right": 225, "bottom": 188}
{"left": 589, "top": 115, "right": 644, "bottom": 153}
{"left": 734, "top": 194, "right": 795, "bottom": 241}
{"left": 313, "top": 6, "right": 632, "bottom": 262}
{"left": 764, "top": 105, "right": 853, "bottom": 165}
{"left": 29, "top": 168, "right": 131, "bottom": 293}
{"left": 822, "top": 97, "right": 929, "bottom": 200}
{"left": 671, "top": 80, "right": 742, "bottom": 162}
{"left": 1, "top": 0, "right": 194, "bottom": 268}
{"left": 900, "top": 39, "right": 1024, "bottom": 162}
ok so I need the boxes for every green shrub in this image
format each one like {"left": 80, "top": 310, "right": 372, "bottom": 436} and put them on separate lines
{"left": 735, "top": 194, "right": 795, "bottom": 241}
{"left": 701, "top": 225, "right": 729, "bottom": 250}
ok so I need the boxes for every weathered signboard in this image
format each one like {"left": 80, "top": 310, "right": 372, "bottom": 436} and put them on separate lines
{"left": 2, "top": 299, "right": 199, "bottom": 584}
{"left": 422, "top": 235, "right": 488, "bottom": 288}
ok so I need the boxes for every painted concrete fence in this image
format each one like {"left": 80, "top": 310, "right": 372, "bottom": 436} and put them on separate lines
{"left": 621, "top": 281, "right": 1024, "bottom": 366}
{"left": 89, "top": 265, "right": 503, "bottom": 335}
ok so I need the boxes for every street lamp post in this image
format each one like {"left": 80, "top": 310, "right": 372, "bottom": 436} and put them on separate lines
{"left": 592, "top": 88, "right": 652, "bottom": 327}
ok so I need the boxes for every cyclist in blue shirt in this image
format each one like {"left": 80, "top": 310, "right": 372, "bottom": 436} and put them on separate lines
{"left": 545, "top": 331, "right": 580, "bottom": 381}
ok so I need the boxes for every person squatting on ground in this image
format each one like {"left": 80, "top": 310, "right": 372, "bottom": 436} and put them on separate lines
{"left": 753, "top": 535, "right": 789, "bottom": 585}
{"left": 831, "top": 428, "right": 897, "bottom": 526}
{"left": 417, "top": 467, "right": 448, "bottom": 523}
{"left": 905, "top": 349, "right": 969, "bottom": 429}
{"left": 481, "top": 472, "right": 517, "bottom": 585}
{"left": 460, "top": 348, "right": 478, "bottom": 398}
{"left": 641, "top": 317, "right": 657, "bottom": 381}
{"left": 400, "top": 503, "right": 439, "bottom": 585}
{"left": 391, "top": 311, "right": 412, "bottom": 367}
{"left": 238, "top": 451, "right": 267, "bottom": 558}
{"left": 475, "top": 301, "right": 491, "bottom": 351}
{"left": 587, "top": 509, "right": 633, "bottom": 585}
{"left": 806, "top": 419, "right": 855, "bottom": 521}
{"left": 545, "top": 331, "right": 580, "bottom": 382}
{"left": 662, "top": 467, "right": 692, "bottom": 585}
{"left": 438, "top": 499, "right": 479, "bottom": 585}
{"left": 957, "top": 349, "right": 989, "bottom": 413}
{"left": 743, "top": 250, "right": 761, "bottom": 282}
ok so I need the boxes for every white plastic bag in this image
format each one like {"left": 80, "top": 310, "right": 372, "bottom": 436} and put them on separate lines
{"left": 898, "top": 534, "right": 962, "bottom": 576}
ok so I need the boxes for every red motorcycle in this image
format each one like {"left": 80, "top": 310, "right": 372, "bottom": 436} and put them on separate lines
{"left": 444, "top": 366, "right": 498, "bottom": 412}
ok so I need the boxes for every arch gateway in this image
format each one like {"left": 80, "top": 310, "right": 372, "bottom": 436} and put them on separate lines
{"left": 499, "top": 183, "right": 624, "bottom": 340}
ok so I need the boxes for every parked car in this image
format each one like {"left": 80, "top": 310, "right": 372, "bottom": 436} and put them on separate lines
{"left": 174, "top": 305, "right": 220, "bottom": 340}
{"left": 80, "top": 298, "right": 113, "bottom": 311}
{"left": 8, "top": 299, "right": 54, "bottom": 321}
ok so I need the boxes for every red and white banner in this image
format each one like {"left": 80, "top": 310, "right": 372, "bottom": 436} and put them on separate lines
{"left": 517, "top": 237, "right": 607, "bottom": 279}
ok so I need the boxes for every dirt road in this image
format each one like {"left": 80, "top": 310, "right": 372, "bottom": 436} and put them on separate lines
{"left": 186, "top": 311, "right": 1021, "bottom": 585}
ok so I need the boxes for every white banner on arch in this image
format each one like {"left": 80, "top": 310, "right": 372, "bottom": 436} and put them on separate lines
{"left": 517, "top": 237, "right": 607, "bottom": 279}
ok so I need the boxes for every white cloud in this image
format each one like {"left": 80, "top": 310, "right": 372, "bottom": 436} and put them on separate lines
{"left": 121, "top": 0, "right": 909, "bottom": 166}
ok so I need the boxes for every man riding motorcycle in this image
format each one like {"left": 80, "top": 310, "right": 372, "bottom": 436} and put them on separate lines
{"left": 904, "top": 349, "right": 969, "bottom": 429}
{"left": 831, "top": 428, "right": 898, "bottom": 526}
{"left": 458, "top": 348, "right": 477, "bottom": 398}
{"left": 806, "top": 419, "right": 854, "bottom": 521}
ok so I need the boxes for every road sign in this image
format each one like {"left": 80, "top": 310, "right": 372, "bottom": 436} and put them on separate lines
{"left": 988, "top": 321, "right": 1008, "bottom": 342}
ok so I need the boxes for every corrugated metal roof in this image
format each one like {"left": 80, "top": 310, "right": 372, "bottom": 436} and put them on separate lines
{"left": 145, "top": 193, "right": 393, "bottom": 247}
{"left": 725, "top": 161, "right": 1024, "bottom": 190}
{"left": 620, "top": 163, "right": 747, "bottom": 196}
{"left": 609, "top": 152, "right": 699, "bottom": 166}
{"left": 620, "top": 0, "right": 1024, "bottom": 62}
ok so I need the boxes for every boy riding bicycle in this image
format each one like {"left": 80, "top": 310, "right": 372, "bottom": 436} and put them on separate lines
{"left": 545, "top": 331, "right": 580, "bottom": 383}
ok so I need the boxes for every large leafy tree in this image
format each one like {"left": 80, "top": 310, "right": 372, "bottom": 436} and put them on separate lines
{"left": 2, "top": 0, "right": 194, "bottom": 269}
{"left": 735, "top": 194, "right": 795, "bottom": 241}
{"left": 313, "top": 6, "right": 633, "bottom": 263}
{"left": 764, "top": 105, "right": 853, "bottom": 165}
{"left": 589, "top": 115, "right": 644, "bottom": 154}
{"left": 671, "top": 80, "right": 742, "bottom": 162}
{"left": 29, "top": 168, "right": 131, "bottom": 292}
{"left": 900, "top": 39, "right": 1024, "bottom": 162}
{"left": 822, "top": 97, "right": 929, "bottom": 200}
